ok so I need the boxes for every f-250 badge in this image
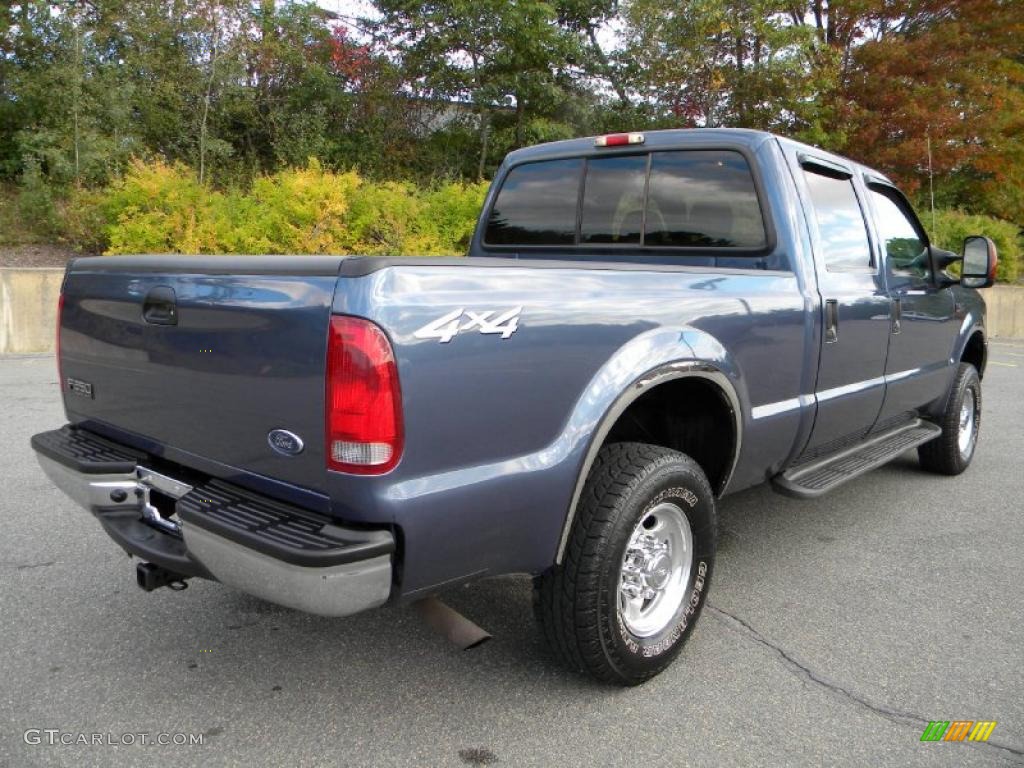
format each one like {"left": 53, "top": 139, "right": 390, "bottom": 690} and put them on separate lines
{"left": 414, "top": 307, "right": 522, "bottom": 343}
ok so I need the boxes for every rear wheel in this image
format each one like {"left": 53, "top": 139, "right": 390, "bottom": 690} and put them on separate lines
{"left": 918, "top": 362, "right": 981, "bottom": 475}
{"left": 534, "top": 442, "right": 716, "bottom": 685}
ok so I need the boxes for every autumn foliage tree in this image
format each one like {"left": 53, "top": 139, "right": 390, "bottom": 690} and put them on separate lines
{"left": 838, "top": 0, "right": 1024, "bottom": 222}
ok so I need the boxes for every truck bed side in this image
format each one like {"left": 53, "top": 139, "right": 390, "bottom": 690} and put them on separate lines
{"left": 329, "top": 258, "right": 810, "bottom": 594}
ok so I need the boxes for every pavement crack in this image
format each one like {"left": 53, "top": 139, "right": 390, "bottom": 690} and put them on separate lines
{"left": 706, "top": 603, "right": 1024, "bottom": 761}
{"left": 0, "top": 560, "right": 57, "bottom": 570}
{"left": 706, "top": 603, "right": 921, "bottom": 724}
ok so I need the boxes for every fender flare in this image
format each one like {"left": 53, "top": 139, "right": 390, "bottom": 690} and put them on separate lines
{"left": 952, "top": 312, "right": 986, "bottom": 376}
{"left": 555, "top": 360, "right": 742, "bottom": 564}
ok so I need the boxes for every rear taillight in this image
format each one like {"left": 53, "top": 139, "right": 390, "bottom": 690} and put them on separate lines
{"left": 326, "top": 315, "right": 403, "bottom": 474}
{"left": 56, "top": 291, "right": 65, "bottom": 392}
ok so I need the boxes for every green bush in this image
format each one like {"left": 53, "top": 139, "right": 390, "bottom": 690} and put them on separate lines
{"left": 59, "top": 186, "right": 109, "bottom": 253}
{"left": 16, "top": 158, "right": 59, "bottom": 238}
{"left": 929, "top": 209, "right": 1022, "bottom": 283}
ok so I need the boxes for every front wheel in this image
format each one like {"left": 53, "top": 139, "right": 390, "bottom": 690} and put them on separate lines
{"left": 918, "top": 362, "right": 981, "bottom": 475}
{"left": 534, "top": 443, "right": 716, "bottom": 685}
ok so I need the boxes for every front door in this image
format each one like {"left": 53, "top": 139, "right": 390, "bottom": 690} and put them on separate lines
{"left": 792, "top": 154, "right": 892, "bottom": 457}
{"left": 865, "top": 183, "right": 956, "bottom": 428}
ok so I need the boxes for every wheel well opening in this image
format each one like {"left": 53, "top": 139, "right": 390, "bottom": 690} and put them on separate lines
{"left": 604, "top": 377, "right": 736, "bottom": 494}
{"left": 962, "top": 331, "right": 986, "bottom": 378}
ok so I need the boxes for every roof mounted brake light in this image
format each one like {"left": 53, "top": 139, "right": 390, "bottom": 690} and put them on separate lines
{"left": 595, "top": 133, "right": 645, "bottom": 147}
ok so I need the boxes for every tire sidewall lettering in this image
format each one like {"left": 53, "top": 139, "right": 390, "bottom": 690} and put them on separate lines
{"left": 652, "top": 486, "right": 698, "bottom": 509}
{"left": 618, "top": 560, "right": 708, "bottom": 658}
{"left": 612, "top": 480, "right": 713, "bottom": 662}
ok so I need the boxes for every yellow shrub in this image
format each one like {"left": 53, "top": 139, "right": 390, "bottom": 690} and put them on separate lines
{"left": 344, "top": 181, "right": 428, "bottom": 254}
{"left": 99, "top": 160, "right": 487, "bottom": 257}
{"left": 421, "top": 181, "right": 489, "bottom": 254}
{"left": 231, "top": 161, "right": 362, "bottom": 254}
{"left": 104, "top": 160, "right": 221, "bottom": 254}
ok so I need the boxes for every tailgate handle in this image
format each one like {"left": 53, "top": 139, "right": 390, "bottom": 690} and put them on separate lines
{"left": 143, "top": 286, "right": 178, "bottom": 326}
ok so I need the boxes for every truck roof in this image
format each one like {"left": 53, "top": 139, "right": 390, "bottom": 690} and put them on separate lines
{"left": 502, "top": 127, "right": 891, "bottom": 185}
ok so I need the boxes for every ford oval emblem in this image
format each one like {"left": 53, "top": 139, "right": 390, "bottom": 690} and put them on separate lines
{"left": 268, "top": 429, "right": 304, "bottom": 457}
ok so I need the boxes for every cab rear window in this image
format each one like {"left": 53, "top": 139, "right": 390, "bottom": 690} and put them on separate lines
{"left": 484, "top": 149, "right": 767, "bottom": 251}
{"left": 580, "top": 155, "right": 647, "bottom": 245}
{"left": 483, "top": 158, "right": 582, "bottom": 246}
{"left": 645, "top": 151, "right": 766, "bottom": 248}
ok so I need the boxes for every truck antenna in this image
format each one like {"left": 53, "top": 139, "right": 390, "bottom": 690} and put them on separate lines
{"left": 927, "top": 132, "right": 936, "bottom": 233}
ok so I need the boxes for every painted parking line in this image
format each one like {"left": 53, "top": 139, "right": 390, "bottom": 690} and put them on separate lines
{"left": 989, "top": 361, "right": 1019, "bottom": 368}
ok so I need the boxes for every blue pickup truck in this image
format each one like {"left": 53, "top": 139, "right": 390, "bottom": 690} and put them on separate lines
{"left": 32, "top": 129, "right": 997, "bottom": 685}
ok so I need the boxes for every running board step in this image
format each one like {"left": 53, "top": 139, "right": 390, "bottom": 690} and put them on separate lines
{"left": 772, "top": 420, "right": 942, "bottom": 499}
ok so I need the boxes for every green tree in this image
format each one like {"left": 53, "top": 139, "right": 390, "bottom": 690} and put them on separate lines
{"left": 374, "top": 0, "right": 588, "bottom": 178}
{"left": 619, "top": 0, "right": 831, "bottom": 137}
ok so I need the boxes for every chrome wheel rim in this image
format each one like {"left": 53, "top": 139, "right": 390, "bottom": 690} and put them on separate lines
{"left": 958, "top": 388, "right": 977, "bottom": 459}
{"left": 618, "top": 502, "right": 693, "bottom": 638}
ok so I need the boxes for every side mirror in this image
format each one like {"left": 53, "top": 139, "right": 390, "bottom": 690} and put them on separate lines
{"left": 961, "top": 236, "right": 998, "bottom": 289}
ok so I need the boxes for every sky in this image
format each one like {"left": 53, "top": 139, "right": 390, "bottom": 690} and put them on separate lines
{"left": 317, "top": 0, "right": 377, "bottom": 34}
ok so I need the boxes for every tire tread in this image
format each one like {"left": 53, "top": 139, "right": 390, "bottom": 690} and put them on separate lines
{"left": 534, "top": 442, "right": 712, "bottom": 684}
{"left": 918, "top": 362, "right": 980, "bottom": 475}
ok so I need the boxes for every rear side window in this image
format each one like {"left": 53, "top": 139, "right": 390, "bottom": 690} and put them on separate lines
{"left": 803, "top": 170, "right": 873, "bottom": 271}
{"left": 484, "top": 150, "right": 769, "bottom": 252}
{"left": 485, "top": 158, "right": 582, "bottom": 245}
{"left": 646, "top": 151, "right": 766, "bottom": 248}
{"left": 580, "top": 155, "right": 647, "bottom": 244}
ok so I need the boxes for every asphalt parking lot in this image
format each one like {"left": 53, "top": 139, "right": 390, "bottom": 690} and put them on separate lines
{"left": 1, "top": 348, "right": 1022, "bottom": 768}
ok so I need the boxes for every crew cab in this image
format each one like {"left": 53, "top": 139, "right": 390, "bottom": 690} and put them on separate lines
{"left": 31, "top": 129, "right": 997, "bottom": 685}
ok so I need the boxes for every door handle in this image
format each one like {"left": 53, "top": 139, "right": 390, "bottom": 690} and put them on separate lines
{"left": 142, "top": 286, "right": 178, "bottom": 326}
{"left": 825, "top": 299, "right": 838, "bottom": 343}
{"left": 891, "top": 296, "right": 902, "bottom": 335}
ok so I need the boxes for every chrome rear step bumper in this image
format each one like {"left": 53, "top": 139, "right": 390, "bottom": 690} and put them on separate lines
{"left": 32, "top": 426, "right": 394, "bottom": 617}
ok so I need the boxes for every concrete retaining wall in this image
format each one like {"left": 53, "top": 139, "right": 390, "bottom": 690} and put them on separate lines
{"left": 0, "top": 268, "right": 64, "bottom": 355}
{"left": 1, "top": 267, "right": 1023, "bottom": 354}
{"left": 980, "top": 285, "right": 1024, "bottom": 340}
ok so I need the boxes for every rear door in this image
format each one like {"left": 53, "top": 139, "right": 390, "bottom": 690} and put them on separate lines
{"left": 790, "top": 154, "right": 891, "bottom": 457}
{"left": 864, "top": 182, "right": 956, "bottom": 427}
{"left": 59, "top": 256, "right": 343, "bottom": 492}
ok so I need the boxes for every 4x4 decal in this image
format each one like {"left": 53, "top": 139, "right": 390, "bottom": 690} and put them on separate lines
{"left": 413, "top": 307, "right": 522, "bottom": 343}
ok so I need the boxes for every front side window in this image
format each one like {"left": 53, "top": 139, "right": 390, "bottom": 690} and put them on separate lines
{"left": 803, "top": 170, "right": 873, "bottom": 271}
{"left": 485, "top": 158, "right": 582, "bottom": 246}
{"left": 646, "top": 151, "right": 766, "bottom": 248}
{"left": 870, "top": 186, "right": 929, "bottom": 280}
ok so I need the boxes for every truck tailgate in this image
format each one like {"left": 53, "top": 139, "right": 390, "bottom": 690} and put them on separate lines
{"left": 58, "top": 256, "right": 345, "bottom": 493}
